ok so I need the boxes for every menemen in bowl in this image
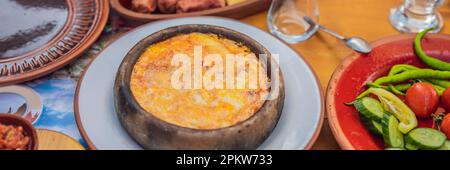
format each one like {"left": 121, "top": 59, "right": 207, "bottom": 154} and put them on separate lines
{"left": 130, "top": 32, "right": 270, "bottom": 130}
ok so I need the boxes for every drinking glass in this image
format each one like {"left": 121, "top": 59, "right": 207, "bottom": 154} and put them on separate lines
{"left": 390, "top": 0, "right": 445, "bottom": 33}
{"left": 267, "top": 0, "right": 319, "bottom": 43}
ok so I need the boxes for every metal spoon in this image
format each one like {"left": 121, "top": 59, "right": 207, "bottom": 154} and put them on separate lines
{"left": 303, "top": 17, "right": 372, "bottom": 53}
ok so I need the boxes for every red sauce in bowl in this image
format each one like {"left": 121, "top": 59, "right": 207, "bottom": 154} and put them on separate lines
{"left": 0, "top": 123, "right": 30, "bottom": 150}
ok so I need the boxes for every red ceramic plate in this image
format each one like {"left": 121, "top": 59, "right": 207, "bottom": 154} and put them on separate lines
{"left": 326, "top": 34, "right": 450, "bottom": 150}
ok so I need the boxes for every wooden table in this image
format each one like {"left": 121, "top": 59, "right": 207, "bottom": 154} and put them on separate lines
{"left": 239, "top": 0, "right": 450, "bottom": 149}
{"left": 41, "top": 0, "right": 450, "bottom": 150}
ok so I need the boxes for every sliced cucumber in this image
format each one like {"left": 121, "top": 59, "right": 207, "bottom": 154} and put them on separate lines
{"left": 438, "top": 140, "right": 450, "bottom": 150}
{"left": 362, "top": 88, "right": 418, "bottom": 134}
{"left": 405, "top": 128, "right": 446, "bottom": 150}
{"left": 382, "top": 114, "right": 404, "bottom": 148}
{"left": 405, "top": 143, "right": 419, "bottom": 150}
{"left": 385, "top": 148, "right": 405, "bottom": 150}
{"left": 360, "top": 115, "right": 384, "bottom": 136}
{"left": 354, "top": 97, "right": 385, "bottom": 122}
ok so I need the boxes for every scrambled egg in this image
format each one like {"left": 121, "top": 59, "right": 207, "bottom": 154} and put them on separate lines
{"left": 130, "top": 32, "right": 269, "bottom": 129}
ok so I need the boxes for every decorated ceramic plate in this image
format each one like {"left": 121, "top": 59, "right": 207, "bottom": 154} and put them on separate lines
{"left": 0, "top": 0, "right": 109, "bottom": 85}
{"left": 75, "top": 17, "right": 324, "bottom": 150}
{"left": 327, "top": 34, "right": 450, "bottom": 150}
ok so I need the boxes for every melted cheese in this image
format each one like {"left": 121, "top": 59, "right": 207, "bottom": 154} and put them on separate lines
{"left": 130, "top": 32, "right": 269, "bottom": 129}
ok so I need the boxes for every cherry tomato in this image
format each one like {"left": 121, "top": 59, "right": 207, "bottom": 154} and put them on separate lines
{"left": 405, "top": 82, "right": 439, "bottom": 118}
{"left": 441, "top": 88, "right": 450, "bottom": 111}
{"left": 441, "top": 114, "right": 450, "bottom": 139}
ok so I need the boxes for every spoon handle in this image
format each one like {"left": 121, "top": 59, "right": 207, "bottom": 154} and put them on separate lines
{"left": 302, "top": 16, "right": 346, "bottom": 40}
{"left": 317, "top": 25, "right": 345, "bottom": 40}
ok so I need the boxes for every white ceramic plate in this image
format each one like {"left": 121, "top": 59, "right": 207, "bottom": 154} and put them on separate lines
{"left": 75, "top": 17, "right": 323, "bottom": 150}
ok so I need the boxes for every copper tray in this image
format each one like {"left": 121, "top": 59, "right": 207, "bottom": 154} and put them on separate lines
{"left": 0, "top": 0, "right": 109, "bottom": 85}
{"left": 110, "top": 0, "right": 271, "bottom": 23}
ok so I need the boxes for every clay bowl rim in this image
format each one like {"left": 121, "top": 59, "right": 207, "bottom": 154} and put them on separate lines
{"left": 0, "top": 114, "right": 39, "bottom": 150}
{"left": 110, "top": 0, "right": 266, "bottom": 21}
{"left": 115, "top": 24, "right": 284, "bottom": 133}
{"left": 325, "top": 33, "right": 450, "bottom": 150}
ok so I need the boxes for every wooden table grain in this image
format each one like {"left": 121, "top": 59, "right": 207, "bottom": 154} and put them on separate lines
{"left": 239, "top": 0, "right": 450, "bottom": 150}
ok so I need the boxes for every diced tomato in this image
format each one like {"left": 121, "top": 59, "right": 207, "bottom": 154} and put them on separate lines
{"left": 0, "top": 123, "right": 30, "bottom": 150}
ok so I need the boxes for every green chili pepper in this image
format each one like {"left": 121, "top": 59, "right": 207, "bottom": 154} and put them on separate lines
{"left": 388, "top": 64, "right": 420, "bottom": 76}
{"left": 356, "top": 89, "right": 371, "bottom": 99}
{"left": 365, "top": 82, "right": 410, "bottom": 95}
{"left": 420, "top": 79, "right": 445, "bottom": 95}
{"left": 374, "top": 69, "right": 450, "bottom": 85}
{"left": 414, "top": 27, "right": 450, "bottom": 71}
{"left": 387, "top": 64, "right": 450, "bottom": 87}
{"left": 388, "top": 84, "right": 405, "bottom": 96}
{"left": 366, "top": 82, "right": 387, "bottom": 89}
{"left": 434, "top": 85, "right": 445, "bottom": 95}
{"left": 394, "top": 83, "right": 412, "bottom": 91}
{"left": 426, "top": 79, "right": 450, "bottom": 88}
